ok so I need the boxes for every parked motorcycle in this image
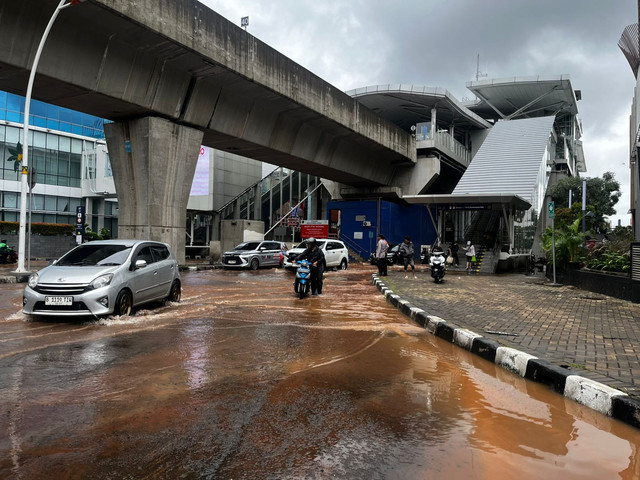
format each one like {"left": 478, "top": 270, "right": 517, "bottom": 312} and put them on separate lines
{"left": 294, "top": 260, "right": 311, "bottom": 299}
{"left": 429, "top": 246, "right": 446, "bottom": 283}
{"left": 420, "top": 246, "right": 429, "bottom": 264}
{"left": 0, "top": 246, "right": 18, "bottom": 264}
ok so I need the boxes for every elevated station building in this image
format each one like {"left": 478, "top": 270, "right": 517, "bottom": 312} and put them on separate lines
{"left": 334, "top": 75, "right": 586, "bottom": 267}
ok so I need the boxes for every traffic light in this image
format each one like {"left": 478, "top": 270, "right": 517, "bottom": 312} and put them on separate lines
{"left": 28, "top": 167, "right": 36, "bottom": 190}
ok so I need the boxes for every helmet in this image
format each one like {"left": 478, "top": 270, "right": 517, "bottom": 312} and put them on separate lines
{"left": 306, "top": 237, "right": 317, "bottom": 247}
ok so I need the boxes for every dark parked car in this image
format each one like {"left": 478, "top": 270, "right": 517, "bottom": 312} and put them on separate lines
{"left": 369, "top": 243, "right": 400, "bottom": 266}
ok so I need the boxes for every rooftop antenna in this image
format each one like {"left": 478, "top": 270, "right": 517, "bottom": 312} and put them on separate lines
{"left": 476, "top": 53, "right": 487, "bottom": 81}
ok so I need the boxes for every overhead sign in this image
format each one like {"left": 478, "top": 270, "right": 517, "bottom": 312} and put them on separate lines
{"left": 448, "top": 204, "right": 492, "bottom": 210}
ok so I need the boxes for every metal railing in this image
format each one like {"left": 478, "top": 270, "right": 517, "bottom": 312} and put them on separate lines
{"left": 339, "top": 234, "right": 370, "bottom": 261}
{"left": 415, "top": 128, "right": 470, "bottom": 166}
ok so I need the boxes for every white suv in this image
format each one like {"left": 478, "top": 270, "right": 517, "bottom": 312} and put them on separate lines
{"left": 284, "top": 239, "right": 349, "bottom": 270}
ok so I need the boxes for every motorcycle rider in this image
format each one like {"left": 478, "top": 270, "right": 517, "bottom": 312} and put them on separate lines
{"left": 0, "top": 239, "right": 7, "bottom": 253}
{"left": 297, "top": 237, "right": 325, "bottom": 296}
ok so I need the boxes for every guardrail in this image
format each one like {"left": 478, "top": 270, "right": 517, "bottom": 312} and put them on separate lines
{"left": 339, "top": 234, "right": 370, "bottom": 261}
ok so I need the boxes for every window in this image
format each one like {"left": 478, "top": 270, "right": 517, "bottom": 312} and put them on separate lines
{"left": 150, "top": 246, "right": 170, "bottom": 261}
{"left": 105, "top": 153, "right": 112, "bottom": 177}
{"left": 32, "top": 195, "right": 44, "bottom": 210}
{"left": 105, "top": 201, "right": 117, "bottom": 215}
{"left": 135, "top": 246, "right": 154, "bottom": 265}
{"left": 44, "top": 195, "right": 57, "bottom": 211}
{"left": 3, "top": 192, "right": 18, "bottom": 209}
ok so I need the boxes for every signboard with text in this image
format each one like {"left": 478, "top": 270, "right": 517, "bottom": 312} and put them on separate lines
{"left": 300, "top": 220, "right": 329, "bottom": 239}
{"left": 75, "top": 206, "right": 85, "bottom": 244}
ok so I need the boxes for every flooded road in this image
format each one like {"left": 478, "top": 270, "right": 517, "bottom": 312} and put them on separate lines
{"left": 0, "top": 266, "right": 639, "bottom": 479}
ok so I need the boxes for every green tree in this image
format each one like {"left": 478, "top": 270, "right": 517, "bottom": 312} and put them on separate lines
{"left": 548, "top": 172, "right": 620, "bottom": 232}
{"left": 541, "top": 216, "right": 586, "bottom": 265}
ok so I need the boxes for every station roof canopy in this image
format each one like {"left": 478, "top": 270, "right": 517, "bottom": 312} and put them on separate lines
{"left": 465, "top": 75, "right": 580, "bottom": 120}
{"left": 346, "top": 85, "right": 492, "bottom": 132}
{"left": 403, "top": 193, "right": 532, "bottom": 212}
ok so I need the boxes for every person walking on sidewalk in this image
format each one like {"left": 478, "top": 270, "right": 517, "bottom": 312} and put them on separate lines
{"left": 399, "top": 236, "right": 417, "bottom": 279}
{"left": 463, "top": 240, "right": 476, "bottom": 273}
{"left": 375, "top": 234, "right": 389, "bottom": 276}
{"left": 449, "top": 241, "right": 460, "bottom": 266}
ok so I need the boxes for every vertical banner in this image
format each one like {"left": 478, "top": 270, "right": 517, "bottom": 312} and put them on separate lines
{"left": 190, "top": 146, "right": 211, "bottom": 196}
{"left": 75, "top": 206, "right": 85, "bottom": 244}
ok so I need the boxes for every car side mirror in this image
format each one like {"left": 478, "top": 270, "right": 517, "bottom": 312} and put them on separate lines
{"left": 135, "top": 259, "right": 147, "bottom": 269}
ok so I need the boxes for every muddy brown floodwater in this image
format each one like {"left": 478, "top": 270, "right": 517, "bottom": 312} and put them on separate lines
{"left": 0, "top": 265, "right": 639, "bottom": 479}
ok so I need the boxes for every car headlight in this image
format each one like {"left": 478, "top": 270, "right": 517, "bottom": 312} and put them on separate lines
{"left": 91, "top": 273, "right": 114, "bottom": 290}
{"left": 28, "top": 273, "right": 39, "bottom": 289}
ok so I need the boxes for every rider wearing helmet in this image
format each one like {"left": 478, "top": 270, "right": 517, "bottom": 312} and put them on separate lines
{"left": 297, "top": 237, "right": 326, "bottom": 296}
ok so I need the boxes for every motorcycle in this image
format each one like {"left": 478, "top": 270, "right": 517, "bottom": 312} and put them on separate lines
{"left": 429, "top": 247, "right": 446, "bottom": 283}
{"left": 294, "top": 260, "right": 311, "bottom": 299}
{"left": 0, "top": 246, "right": 18, "bottom": 264}
{"left": 420, "top": 246, "right": 429, "bottom": 264}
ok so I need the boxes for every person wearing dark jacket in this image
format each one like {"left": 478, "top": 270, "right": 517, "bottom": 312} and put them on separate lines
{"left": 297, "top": 238, "right": 326, "bottom": 296}
{"left": 398, "top": 236, "right": 417, "bottom": 279}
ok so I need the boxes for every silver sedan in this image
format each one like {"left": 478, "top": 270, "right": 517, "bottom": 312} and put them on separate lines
{"left": 23, "top": 239, "right": 181, "bottom": 318}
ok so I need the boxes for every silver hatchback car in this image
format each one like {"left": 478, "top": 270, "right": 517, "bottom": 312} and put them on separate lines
{"left": 23, "top": 239, "right": 181, "bottom": 318}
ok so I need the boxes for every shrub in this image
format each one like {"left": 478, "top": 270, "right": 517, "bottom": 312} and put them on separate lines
{"left": 584, "top": 226, "right": 632, "bottom": 273}
{"left": 0, "top": 221, "right": 74, "bottom": 236}
{"left": 586, "top": 252, "right": 630, "bottom": 273}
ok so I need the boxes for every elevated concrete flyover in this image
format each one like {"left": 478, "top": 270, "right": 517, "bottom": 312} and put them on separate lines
{"left": 0, "top": 0, "right": 414, "bottom": 261}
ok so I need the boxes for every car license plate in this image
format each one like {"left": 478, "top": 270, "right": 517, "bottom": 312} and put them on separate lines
{"left": 45, "top": 296, "right": 73, "bottom": 306}
{"left": 227, "top": 259, "right": 237, "bottom": 264}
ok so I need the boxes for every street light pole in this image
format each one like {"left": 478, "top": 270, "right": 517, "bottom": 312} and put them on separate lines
{"left": 15, "top": 0, "right": 84, "bottom": 273}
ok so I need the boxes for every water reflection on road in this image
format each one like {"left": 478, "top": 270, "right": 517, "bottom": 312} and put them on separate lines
{"left": 0, "top": 266, "right": 638, "bottom": 479}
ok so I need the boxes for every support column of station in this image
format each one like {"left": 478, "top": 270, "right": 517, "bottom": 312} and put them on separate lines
{"left": 104, "top": 117, "right": 204, "bottom": 265}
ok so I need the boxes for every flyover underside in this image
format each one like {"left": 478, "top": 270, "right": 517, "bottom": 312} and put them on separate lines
{"left": 0, "top": 0, "right": 414, "bottom": 187}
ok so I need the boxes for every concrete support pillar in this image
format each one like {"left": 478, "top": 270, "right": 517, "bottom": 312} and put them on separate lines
{"left": 104, "top": 117, "right": 204, "bottom": 265}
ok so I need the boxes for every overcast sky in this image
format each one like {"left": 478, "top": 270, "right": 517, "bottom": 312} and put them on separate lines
{"left": 199, "top": 0, "right": 637, "bottom": 226}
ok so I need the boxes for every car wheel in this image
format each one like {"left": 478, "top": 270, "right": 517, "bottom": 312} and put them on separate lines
{"left": 166, "top": 280, "right": 181, "bottom": 303}
{"left": 114, "top": 290, "right": 133, "bottom": 316}
{"left": 340, "top": 259, "right": 348, "bottom": 270}
{"left": 250, "top": 258, "right": 259, "bottom": 270}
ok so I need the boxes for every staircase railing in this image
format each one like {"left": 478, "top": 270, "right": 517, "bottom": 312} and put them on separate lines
{"left": 339, "top": 234, "right": 370, "bottom": 262}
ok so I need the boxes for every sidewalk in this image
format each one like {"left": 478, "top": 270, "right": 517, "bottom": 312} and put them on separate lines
{"left": 374, "top": 265, "right": 640, "bottom": 428}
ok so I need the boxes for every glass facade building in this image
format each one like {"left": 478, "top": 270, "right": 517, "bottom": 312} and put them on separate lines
{"left": 0, "top": 92, "right": 118, "bottom": 232}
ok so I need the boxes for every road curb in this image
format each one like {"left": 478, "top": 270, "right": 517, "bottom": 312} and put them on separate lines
{"left": 371, "top": 273, "right": 639, "bottom": 431}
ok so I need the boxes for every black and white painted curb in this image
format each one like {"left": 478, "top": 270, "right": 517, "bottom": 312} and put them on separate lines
{"left": 372, "top": 274, "right": 640, "bottom": 430}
